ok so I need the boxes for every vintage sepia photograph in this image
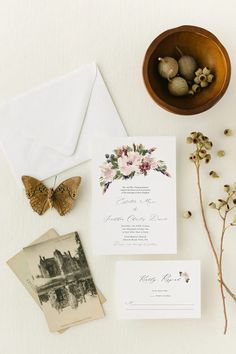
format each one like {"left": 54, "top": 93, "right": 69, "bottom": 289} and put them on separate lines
{"left": 23, "top": 232, "right": 104, "bottom": 332}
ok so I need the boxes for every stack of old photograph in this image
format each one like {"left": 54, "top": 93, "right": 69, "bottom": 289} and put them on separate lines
{"left": 7, "top": 230, "right": 105, "bottom": 332}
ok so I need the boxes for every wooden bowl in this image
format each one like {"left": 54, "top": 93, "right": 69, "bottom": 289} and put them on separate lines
{"left": 143, "top": 25, "right": 231, "bottom": 115}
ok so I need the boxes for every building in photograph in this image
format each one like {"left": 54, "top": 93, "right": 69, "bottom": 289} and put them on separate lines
{"left": 39, "top": 249, "right": 80, "bottom": 278}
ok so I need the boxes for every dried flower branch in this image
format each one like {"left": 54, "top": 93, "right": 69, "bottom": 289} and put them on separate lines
{"left": 186, "top": 131, "right": 236, "bottom": 334}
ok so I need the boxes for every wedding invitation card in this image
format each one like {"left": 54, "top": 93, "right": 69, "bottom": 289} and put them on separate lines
{"left": 92, "top": 137, "right": 176, "bottom": 254}
{"left": 116, "top": 261, "right": 201, "bottom": 319}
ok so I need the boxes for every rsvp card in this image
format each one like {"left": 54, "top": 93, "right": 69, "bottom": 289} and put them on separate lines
{"left": 116, "top": 261, "right": 201, "bottom": 319}
{"left": 92, "top": 137, "right": 176, "bottom": 254}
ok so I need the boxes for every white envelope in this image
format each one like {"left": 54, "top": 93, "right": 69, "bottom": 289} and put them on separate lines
{"left": 0, "top": 63, "right": 126, "bottom": 185}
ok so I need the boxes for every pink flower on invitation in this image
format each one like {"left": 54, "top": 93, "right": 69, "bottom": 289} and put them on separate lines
{"left": 115, "top": 148, "right": 124, "bottom": 158}
{"left": 118, "top": 151, "right": 141, "bottom": 176}
{"left": 100, "top": 162, "right": 116, "bottom": 183}
{"left": 99, "top": 143, "right": 170, "bottom": 193}
{"left": 139, "top": 155, "right": 157, "bottom": 173}
{"left": 115, "top": 145, "right": 129, "bottom": 157}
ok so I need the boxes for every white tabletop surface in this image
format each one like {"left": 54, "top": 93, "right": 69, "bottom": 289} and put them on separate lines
{"left": 0, "top": 1, "right": 236, "bottom": 353}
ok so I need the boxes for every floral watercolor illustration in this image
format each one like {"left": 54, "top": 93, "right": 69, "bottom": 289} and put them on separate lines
{"left": 99, "top": 143, "right": 171, "bottom": 194}
{"left": 179, "top": 271, "right": 190, "bottom": 283}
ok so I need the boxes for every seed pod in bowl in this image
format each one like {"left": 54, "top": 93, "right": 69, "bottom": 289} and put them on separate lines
{"left": 194, "top": 67, "right": 214, "bottom": 88}
{"left": 194, "top": 76, "right": 200, "bottom": 84}
{"left": 200, "top": 80, "right": 208, "bottom": 88}
{"left": 199, "top": 74, "right": 206, "bottom": 82}
{"left": 195, "top": 68, "right": 202, "bottom": 76}
{"left": 207, "top": 74, "right": 214, "bottom": 83}
{"left": 158, "top": 57, "right": 178, "bottom": 79}
{"left": 192, "top": 84, "right": 201, "bottom": 93}
{"left": 203, "top": 67, "right": 211, "bottom": 75}
{"left": 176, "top": 47, "right": 198, "bottom": 80}
{"left": 168, "top": 77, "right": 189, "bottom": 96}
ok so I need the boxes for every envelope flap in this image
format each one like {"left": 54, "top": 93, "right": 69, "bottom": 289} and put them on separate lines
{"left": 5, "top": 63, "right": 97, "bottom": 156}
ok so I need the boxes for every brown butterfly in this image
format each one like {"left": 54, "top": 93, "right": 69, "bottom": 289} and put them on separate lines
{"left": 22, "top": 176, "right": 81, "bottom": 216}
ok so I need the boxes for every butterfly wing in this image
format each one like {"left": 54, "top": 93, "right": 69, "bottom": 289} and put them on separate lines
{"left": 21, "top": 176, "right": 50, "bottom": 215}
{"left": 53, "top": 177, "right": 81, "bottom": 216}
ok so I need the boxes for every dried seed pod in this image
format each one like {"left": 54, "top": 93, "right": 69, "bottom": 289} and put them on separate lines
{"left": 158, "top": 57, "right": 178, "bottom": 79}
{"left": 199, "top": 149, "right": 207, "bottom": 159}
{"left": 183, "top": 210, "right": 192, "bottom": 219}
{"left": 204, "top": 141, "right": 213, "bottom": 150}
{"left": 168, "top": 77, "right": 189, "bottom": 96}
{"left": 195, "top": 68, "right": 203, "bottom": 76}
{"left": 192, "top": 84, "right": 201, "bottom": 93}
{"left": 217, "top": 150, "right": 225, "bottom": 157}
{"left": 231, "top": 216, "right": 236, "bottom": 226}
{"left": 200, "top": 80, "right": 209, "bottom": 88}
{"left": 199, "top": 74, "right": 207, "bottom": 82}
{"left": 190, "top": 132, "right": 198, "bottom": 138}
{"left": 186, "top": 137, "right": 193, "bottom": 144}
{"left": 217, "top": 199, "right": 227, "bottom": 209}
{"left": 224, "top": 129, "right": 233, "bottom": 136}
{"left": 205, "top": 154, "right": 211, "bottom": 163}
{"left": 194, "top": 67, "right": 214, "bottom": 90}
{"left": 224, "top": 184, "right": 230, "bottom": 192}
{"left": 203, "top": 67, "right": 211, "bottom": 75}
{"left": 178, "top": 56, "right": 198, "bottom": 80}
{"left": 176, "top": 46, "right": 198, "bottom": 81}
{"left": 189, "top": 153, "right": 197, "bottom": 162}
{"left": 209, "top": 171, "right": 219, "bottom": 178}
{"left": 209, "top": 202, "right": 216, "bottom": 209}
{"left": 207, "top": 74, "right": 214, "bottom": 83}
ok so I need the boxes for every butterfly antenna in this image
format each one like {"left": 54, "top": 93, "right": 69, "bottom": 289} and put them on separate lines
{"left": 53, "top": 175, "right": 57, "bottom": 190}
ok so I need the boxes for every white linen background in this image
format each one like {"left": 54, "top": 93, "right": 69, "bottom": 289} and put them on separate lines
{"left": 0, "top": 1, "right": 235, "bottom": 354}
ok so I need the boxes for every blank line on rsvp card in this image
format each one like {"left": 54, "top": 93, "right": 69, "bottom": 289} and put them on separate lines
{"left": 125, "top": 303, "right": 194, "bottom": 311}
